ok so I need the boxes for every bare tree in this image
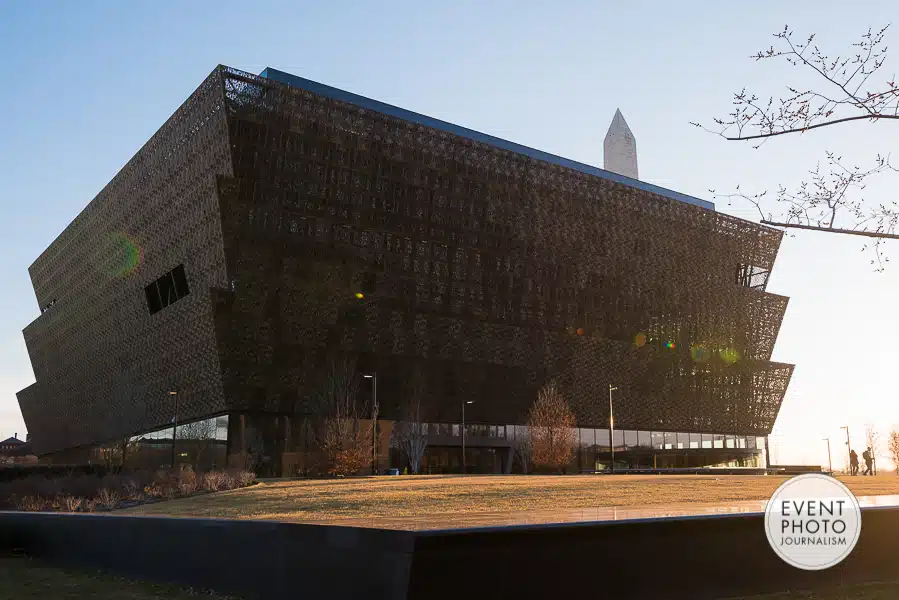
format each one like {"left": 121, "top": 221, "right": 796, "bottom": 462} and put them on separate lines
{"left": 528, "top": 380, "right": 577, "bottom": 473}
{"left": 391, "top": 366, "right": 429, "bottom": 474}
{"left": 888, "top": 429, "right": 899, "bottom": 474}
{"left": 320, "top": 417, "right": 370, "bottom": 476}
{"left": 178, "top": 419, "right": 217, "bottom": 471}
{"left": 513, "top": 430, "right": 533, "bottom": 474}
{"left": 695, "top": 24, "right": 899, "bottom": 270}
{"left": 865, "top": 423, "right": 882, "bottom": 475}
{"left": 313, "top": 355, "right": 372, "bottom": 476}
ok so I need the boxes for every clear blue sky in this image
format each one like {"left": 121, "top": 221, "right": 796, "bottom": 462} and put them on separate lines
{"left": 1, "top": 0, "right": 897, "bottom": 467}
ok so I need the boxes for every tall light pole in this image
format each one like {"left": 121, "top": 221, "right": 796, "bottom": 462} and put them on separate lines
{"left": 364, "top": 374, "right": 378, "bottom": 475}
{"left": 462, "top": 400, "right": 474, "bottom": 473}
{"left": 169, "top": 390, "right": 178, "bottom": 470}
{"left": 609, "top": 385, "right": 618, "bottom": 474}
{"left": 840, "top": 425, "right": 852, "bottom": 475}
{"left": 823, "top": 437, "right": 832, "bottom": 473}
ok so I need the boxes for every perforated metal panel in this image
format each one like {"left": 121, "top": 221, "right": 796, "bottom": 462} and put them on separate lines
{"left": 18, "top": 65, "right": 793, "bottom": 457}
{"left": 212, "top": 68, "right": 792, "bottom": 435}
{"left": 19, "top": 69, "right": 234, "bottom": 455}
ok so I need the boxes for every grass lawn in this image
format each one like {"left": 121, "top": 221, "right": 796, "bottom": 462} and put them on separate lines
{"left": 121, "top": 474, "right": 899, "bottom": 523}
{"left": 0, "top": 556, "right": 237, "bottom": 599}
{"left": 3, "top": 555, "right": 897, "bottom": 600}
{"left": 733, "top": 582, "right": 899, "bottom": 599}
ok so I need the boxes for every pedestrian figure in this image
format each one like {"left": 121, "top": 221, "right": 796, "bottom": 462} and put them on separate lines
{"left": 863, "top": 448, "right": 873, "bottom": 476}
{"left": 850, "top": 449, "right": 859, "bottom": 476}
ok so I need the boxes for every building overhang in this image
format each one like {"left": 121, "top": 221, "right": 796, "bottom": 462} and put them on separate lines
{"left": 257, "top": 66, "right": 715, "bottom": 212}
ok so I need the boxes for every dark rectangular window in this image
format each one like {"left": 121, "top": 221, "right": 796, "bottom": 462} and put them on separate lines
{"left": 157, "top": 272, "right": 178, "bottom": 306}
{"left": 145, "top": 264, "right": 190, "bottom": 315}
{"left": 145, "top": 282, "right": 163, "bottom": 314}
{"left": 172, "top": 264, "right": 190, "bottom": 297}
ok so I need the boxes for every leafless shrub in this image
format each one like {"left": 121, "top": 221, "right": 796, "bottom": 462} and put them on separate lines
{"left": 0, "top": 466, "right": 255, "bottom": 513}
{"left": 15, "top": 496, "right": 48, "bottom": 512}
{"left": 178, "top": 468, "right": 198, "bottom": 495}
{"left": 162, "top": 483, "right": 178, "bottom": 499}
{"left": 123, "top": 479, "right": 143, "bottom": 501}
{"left": 223, "top": 470, "right": 241, "bottom": 490}
{"left": 146, "top": 470, "right": 178, "bottom": 498}
{"left": 59, "top": 495, "right": 83, "bottom": 512}
{"left": 96, "top": 488, "right": 121, "bottom": 510}
{"left": 201, "top": 471, "right": 226, "bottom": 492}
{"left": 237, "top": 470, "right": 256, "bottom": 487}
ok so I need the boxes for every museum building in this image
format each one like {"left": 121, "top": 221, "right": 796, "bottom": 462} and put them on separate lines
{"left": 17, "top": 66, "right": 792, "bottom": 475}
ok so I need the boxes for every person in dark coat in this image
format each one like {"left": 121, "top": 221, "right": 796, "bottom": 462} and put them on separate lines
{"left": 850, "top": 449, "right": 859, "bottom": 476}
{"left": 863, "top": 448, "right": 874, "bottom": 476}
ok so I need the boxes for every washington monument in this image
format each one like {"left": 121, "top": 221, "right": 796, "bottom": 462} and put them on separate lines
{"left": 604, "top": 109, "right": 638, "bottom": 180}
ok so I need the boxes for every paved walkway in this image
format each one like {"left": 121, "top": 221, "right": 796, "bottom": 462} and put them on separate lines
{"left": 314, "top": 494, "right": 899, "bottom": 531}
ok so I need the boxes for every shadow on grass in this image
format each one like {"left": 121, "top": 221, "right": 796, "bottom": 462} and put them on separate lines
{"left": 0, "top": 555, "right": 241, "bottom": 599}
{"left": 724, "top": 581, "right": 899, "bottom": 600}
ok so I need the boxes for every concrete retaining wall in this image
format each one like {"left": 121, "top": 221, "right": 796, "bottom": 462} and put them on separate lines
{"left": 3, "top": 507, "right": 899, "bottom": 599}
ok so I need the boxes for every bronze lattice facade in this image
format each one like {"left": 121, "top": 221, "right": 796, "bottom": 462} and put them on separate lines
{"left": 18, "top": 65, "right": 792, "bottom": 462}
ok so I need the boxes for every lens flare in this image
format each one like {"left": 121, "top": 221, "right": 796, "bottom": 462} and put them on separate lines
{"left": 634, "top": 333, "right": 647, "bottom": 348}
{"left": 108, "top": 232, "right": 143, "bottom": 278}
{"left": 690, "top": 345, "right": 710, "bottom": 363}
{"left": 576, "top": 327, "right": 584, "bottom": 336}
{"left": 720, "top": 348, "right": 740, "bottom": 365}
{"left": 354, "top": 292, "right": 365, "bottom": 299}
{"left": 664, "top": 340, "right": 676, "bottom": 349}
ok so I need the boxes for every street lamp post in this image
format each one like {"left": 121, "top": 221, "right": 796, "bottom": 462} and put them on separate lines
{"left": 462, "top": 400, "right": 473, "bottom": 473}
{"left": 364, "top": 374, "right": 378, "bottom": 475}
{"left": 169, "top": 391, "right": 178, "bottom": 470}
{"left": 609, "top": 385, "right": 618, "bottom": 474}
{"left": 823, "top": 437, "right": 832, "bottom": 473}
{"left": 840, "top": 426, "right": 852, "bottom": 475}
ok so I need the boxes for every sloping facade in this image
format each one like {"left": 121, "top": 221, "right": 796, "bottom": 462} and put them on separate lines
{"left": 18, "top": 66, "right": 793, "bottom": 463}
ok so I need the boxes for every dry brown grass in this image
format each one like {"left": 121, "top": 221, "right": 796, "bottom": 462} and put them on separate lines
{"left": 122, "top": 474, "right": 899, "bottom": 523}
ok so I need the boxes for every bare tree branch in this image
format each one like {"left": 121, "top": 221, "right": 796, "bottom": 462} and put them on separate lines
{"left": 693, "top": 24, "right": 898, "bottom": 143}
{"left": 710, "top": 152, "right": 899, "bottom": 271}
{"left": 760, "top": 221, "right": 899, "bottom": 240}
{"left": 697, "top": 24, "right": 899, "bottom": 269}
{"left": 866, "top": 424, "right": 882, "bottom": 476}
{"left": 888, "top": 429, "right": 899, "bottom": 474}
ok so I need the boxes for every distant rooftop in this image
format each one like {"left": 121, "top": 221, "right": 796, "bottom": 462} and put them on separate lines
{"left": 258, "top": 67, "right": 715, "bottom": 212}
